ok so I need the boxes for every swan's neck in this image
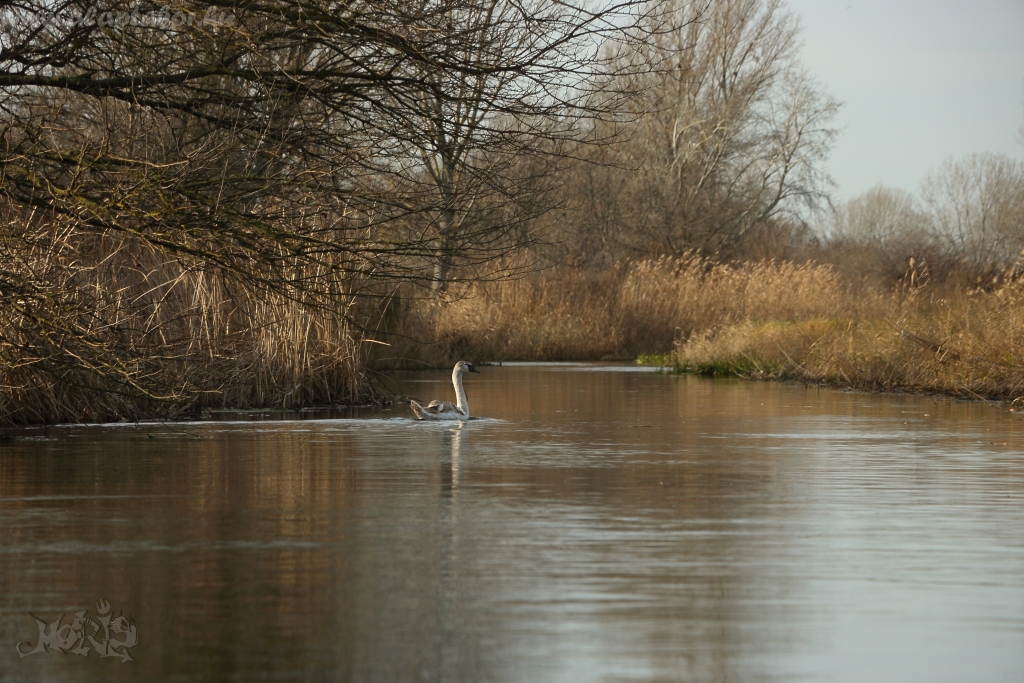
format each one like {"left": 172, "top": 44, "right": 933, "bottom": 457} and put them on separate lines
{"left": 452, "top": 369, "right": 469, "bottom": 417}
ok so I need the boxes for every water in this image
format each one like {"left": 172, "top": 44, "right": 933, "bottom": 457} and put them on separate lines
{"left": 2, "top": 363, "right": 1023, "bottom": 682}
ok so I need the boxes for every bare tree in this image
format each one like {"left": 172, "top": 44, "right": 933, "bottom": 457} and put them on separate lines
{"left": 825, "top": 185, "right": 937, "bottom": 286}
{"left": 382, "top": 0, "right": 642, "bottom": 290}
{"left": 921, "top": 153, "right": 1024, "bottom": 271}
{"left": 547, "top": 0, "right": 839, "bottom": 263}
{"left": 2, "top": 0, "right": 644, "bottom": 288}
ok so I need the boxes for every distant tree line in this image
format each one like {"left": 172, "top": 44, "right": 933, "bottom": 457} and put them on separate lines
{"left": 823, "top": 153, "right": 1024, "bottom": 288}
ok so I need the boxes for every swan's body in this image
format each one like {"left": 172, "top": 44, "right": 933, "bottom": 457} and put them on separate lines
{"left": 410, "top": 361, "right": 480, "bottom": 421}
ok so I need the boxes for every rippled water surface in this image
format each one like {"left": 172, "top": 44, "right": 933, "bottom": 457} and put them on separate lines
{"left": 2, "top": 364, "right": 1024, "bottom": 682}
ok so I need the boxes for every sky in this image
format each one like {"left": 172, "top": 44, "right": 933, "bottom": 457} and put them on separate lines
{"left": 783, "top": 0, "right": 1024, "bottom": 201}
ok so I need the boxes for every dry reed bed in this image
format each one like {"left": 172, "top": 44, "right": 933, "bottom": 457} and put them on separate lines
{"left": 403, "top": 256, "right": 1024, "bottom": 401}
{"left": 680, "top": 286, "right": 1024, "bottom": 400}
{"left": 8, "top": 239, "right": 1021, "bottom": 424}
{"left": 393, "top": 256, "right": 851, "bottom": 363}
{"left": 0, "top": 225, "right": 372, "bottom": 425}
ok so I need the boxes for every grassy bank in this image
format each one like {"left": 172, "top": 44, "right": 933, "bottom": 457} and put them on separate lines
{"left": 386, "top": 257, "right": 1024, "bottom": 403}
{"left": 678, "top": 287, "right": 1024, "bottom": 401}
{"left": 9, "top": 248, "right": 1020, "bottom": 424}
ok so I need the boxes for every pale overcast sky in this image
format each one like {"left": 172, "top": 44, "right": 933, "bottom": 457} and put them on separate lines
{"left": 784, "top": 0, "right": 1024, "bottom": 201}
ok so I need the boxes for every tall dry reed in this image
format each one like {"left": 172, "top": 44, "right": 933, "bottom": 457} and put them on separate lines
{"left": 0, "top": 217, "right": 373, "bottom": 425}
{"left": 391, "top": 255, "right": 1024, "bottom": 401}
{"left": 385, "top": 255, "right": 851, "bottom": 364}
{"left": 679, "top": 281, "right": 1024, "bottom": 400}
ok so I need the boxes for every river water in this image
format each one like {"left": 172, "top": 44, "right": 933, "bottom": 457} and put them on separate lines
{"left": 2, "top": 363, "right": 1023, "bottom": 682}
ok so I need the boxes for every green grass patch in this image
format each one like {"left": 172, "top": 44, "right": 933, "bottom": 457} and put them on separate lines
{"left": 680, "top": 355, "right": 790, "bottom": 377}
{"left": 636, "top": 352, "right": 676, "bottom": 367}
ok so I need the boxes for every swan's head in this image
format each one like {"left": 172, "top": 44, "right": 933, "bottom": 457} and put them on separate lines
{"left": 454, "top": 361, "right": 480, "bottom": 374}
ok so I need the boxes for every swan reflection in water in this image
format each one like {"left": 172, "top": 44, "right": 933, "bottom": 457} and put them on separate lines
{"left": 440, "top": 423, "right": 465, "bottom": 499}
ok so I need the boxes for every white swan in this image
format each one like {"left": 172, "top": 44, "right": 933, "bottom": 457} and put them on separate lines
{"left": 410, "top": 361, "right": 480, "bottom": 421}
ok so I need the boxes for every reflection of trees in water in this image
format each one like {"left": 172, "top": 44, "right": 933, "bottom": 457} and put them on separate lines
{"left": 0, "top": 425, "right": 364, "bottom": 679}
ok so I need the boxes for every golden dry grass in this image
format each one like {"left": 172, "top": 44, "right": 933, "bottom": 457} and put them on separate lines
{"left": 0, "top": 225, "right": 373, "bottom": 424}
{"left": 0, "top": 281, "right": 370, "bottom": 424}
{"left": 393, "top": 255, "right": 1024, "bottom": 402}
{"left": 387, "top": 255, "right": 853, "bottom": 363}
{"left": 8, "top": 236, "right": 1022, "bottom": 425}
{"left": 680, "top": 284, "right": 1024, "bottom": 400}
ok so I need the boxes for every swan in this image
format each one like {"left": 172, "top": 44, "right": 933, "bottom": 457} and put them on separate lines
{"left": 410, "top": 361, "right": 480, "bottom": 421}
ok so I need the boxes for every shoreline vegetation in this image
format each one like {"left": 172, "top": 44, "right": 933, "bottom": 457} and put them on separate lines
{"left": 384, "top": 256, "right": 1024, "bottom": 406}
{"left": 5, "top": 200, "right": 1024, "bottom": 426}
{"left": 4, "top": 253, "right": 1024, "bottom": 426}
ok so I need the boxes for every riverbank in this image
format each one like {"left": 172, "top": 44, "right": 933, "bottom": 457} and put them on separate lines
{"left": 6, "top": 255, "right": 1020, "bottom": 425}
{"left": 385, "top": 258, "right": 1024, "bottom": 404}
{"left": 675, "top": 299, "right": 1024, "bottom": 402}
{"left": 383, "top": 256, "right": 849, "bottom": 363}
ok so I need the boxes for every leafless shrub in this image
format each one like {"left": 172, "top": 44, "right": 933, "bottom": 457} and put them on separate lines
{"left": 822, "top": 185, "right": 944, "bottom": 287}
{"left": 921, "top": 152, "right": 1024, "bottom": 275}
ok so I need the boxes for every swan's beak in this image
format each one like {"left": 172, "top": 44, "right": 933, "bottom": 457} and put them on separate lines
{"left": 468, "top": 364, "right": 480, "bottom": 373}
